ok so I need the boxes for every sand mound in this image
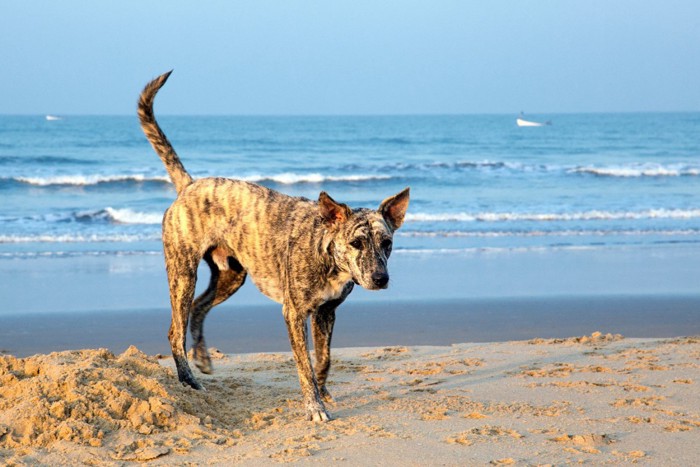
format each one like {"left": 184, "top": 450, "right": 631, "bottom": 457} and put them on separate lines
{"left": 0, "top": 346, "right": 235, "bottom": 460}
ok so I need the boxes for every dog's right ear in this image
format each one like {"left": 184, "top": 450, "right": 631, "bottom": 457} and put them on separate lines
{"left": 379, "top": 187, "right": 410, "bottom": 231}
{"left": 319, "top": 191, "right": 351, "bottom": 226}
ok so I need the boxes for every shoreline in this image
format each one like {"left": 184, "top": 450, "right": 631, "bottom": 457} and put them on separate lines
{"left": 4, "top": 244, "right": 700, "bottom": 315}
{"left": 2, "top": 294, "right": 699, "bottom": 357}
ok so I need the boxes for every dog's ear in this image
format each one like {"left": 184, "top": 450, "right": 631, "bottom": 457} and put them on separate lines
{"left": 379, "top": 187, "right": 410, "bottom": 231}
{"left": 319, "top": 191, "right": 351, "bottom": 225}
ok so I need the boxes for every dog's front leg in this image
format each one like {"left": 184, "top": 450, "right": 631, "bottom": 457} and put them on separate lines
{"left": 283, "top": 303, "right": 330, "bottom": 422}
{"left": 311, "top": 303, "right": 336, "bottom": 403}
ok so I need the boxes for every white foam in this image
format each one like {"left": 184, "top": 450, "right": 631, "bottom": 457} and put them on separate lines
{"left": 14, "top": 172, "right": 391, "bottom": 187}
{"left": 240, "top": 173, "right": 391, "bottom": 184}
{"left": 16, "top": 174, "right": 171, "bottom": 186}
{"left": 0, "top": 233, "right": 160, "bottom": 244}
{"left": 103, "top": 207, "right": 162, "bottom": 225}
{"left": 398, "top": 228, "right": 700, "bottom": 238}
{"left": 405, "top": 209, "right": 700, "bottom": 223}
{"left": 0, "top": 250, "right": 162, "bottom": 259}
{"left": 571, "top": 163, "right": 700, "bottom": 178}
{"left": 394, "top": 245, "right": 601, "bottom": 256}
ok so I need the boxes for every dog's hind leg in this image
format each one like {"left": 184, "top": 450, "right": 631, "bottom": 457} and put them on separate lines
{"left": 191, "top": 250, "right": 247, "bottom": 374}
{"left": 164, "top": 244, "right": 203, "bottom": 390}
{"left": 168, "top": 282, "right": 201, "bottom": 389}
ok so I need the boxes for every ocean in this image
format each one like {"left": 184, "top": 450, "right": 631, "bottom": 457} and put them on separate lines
{"left": 1, "top": 112, "right": 699, "bottom": 260}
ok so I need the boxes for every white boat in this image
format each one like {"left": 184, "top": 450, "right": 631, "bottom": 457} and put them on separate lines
{"left": 516, "top": 114, "right": 550, "bottom": 127}
{"left": 516, "top": 118, "right": 544, "bottom": 127}
{"left": 45, "top": 115, "right": 62, "bottom": 121}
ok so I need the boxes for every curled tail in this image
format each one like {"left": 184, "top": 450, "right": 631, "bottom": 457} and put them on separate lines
{"left": 138, "top": 70, "right": 193, "bottom": 194}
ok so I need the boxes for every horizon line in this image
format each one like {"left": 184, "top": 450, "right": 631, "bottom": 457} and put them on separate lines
{"left": 3, "top": 110, "right": 700, "bottom": 118}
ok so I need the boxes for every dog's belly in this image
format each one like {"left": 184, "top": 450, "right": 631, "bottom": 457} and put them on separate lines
{"left": 247, "top": 269, "right": 352, "bottom": 306}
{"left": 250, "top": 275, "right": 284, "bottom": 304}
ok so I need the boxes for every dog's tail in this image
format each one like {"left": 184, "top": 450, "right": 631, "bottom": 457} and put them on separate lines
{"left": 138, "top": 70, "right": 193, "bottom": 195}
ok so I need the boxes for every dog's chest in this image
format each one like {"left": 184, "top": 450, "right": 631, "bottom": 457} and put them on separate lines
{"left": 319, "top": 272, "right": 353, "bottom": 302}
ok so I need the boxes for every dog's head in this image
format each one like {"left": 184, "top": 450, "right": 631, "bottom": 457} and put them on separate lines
{"left": 319, "top": 188, "right": 410, "bottom": 291}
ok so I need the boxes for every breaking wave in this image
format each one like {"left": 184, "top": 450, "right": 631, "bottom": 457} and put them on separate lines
{"left": 6, "top": 161, "right": 699, "bottom": 190}
{"left": 3, "top": 208, "right": 164, "bottom": 226}
{"left": 240, "top": 173, "right": 391, "bottom": 184}
{"left": 8, "top": 172, "right": 391, "bottom": 188}
{"left": 571, "top": 163, "right": 700, "bottom": 178}
{"left": 405, "top": 208, "right": 700, "bottom": 223}
{"left": 14, "top": 174, "right": 171, "bottom": 187}
{"left": 101, "top": 208, "right": 162, "bottom": 224}
{"left": 0, "top": 233, "right": 160, "bottom": 244}
{"left": 398, "top": 228, "right": 700, "bottom": 238}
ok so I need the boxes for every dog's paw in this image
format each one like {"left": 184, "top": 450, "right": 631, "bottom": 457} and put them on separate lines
{"left": 308, "top": 408, "right": 331, "bottom": 422}
{"left": 194, "top": 355, "right": 213, "bottom": 374}
{"left": 180, "top": 374, "right": 205, "bottom": 391}
{"left": 192, "top": 345, "right": 214, "bottom": 374}
{"left": 306, "top": 402, "right": 332, "bottom": 422}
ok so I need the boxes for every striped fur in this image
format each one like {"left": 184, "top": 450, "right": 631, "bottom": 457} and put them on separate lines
{"left": 138, "top": 71, "right": 193, "bottom": 194}
{"left": 138, "top": 71, "right": 409, "bottom": 422}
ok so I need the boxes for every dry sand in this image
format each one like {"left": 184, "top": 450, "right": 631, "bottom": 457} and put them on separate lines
{"left": 1, "top": 332, "right": 699, "bottom": 465}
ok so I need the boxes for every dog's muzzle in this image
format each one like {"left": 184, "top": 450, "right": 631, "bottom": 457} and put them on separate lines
{"left": 371, "top": 271, "right": 389, "bottom": 289}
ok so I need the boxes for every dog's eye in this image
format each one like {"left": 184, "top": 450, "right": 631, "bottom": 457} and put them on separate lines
{"left": 350, "top": 238, "right": 363, "bottom": 249}
{"left": 381, "top": 239, "right": 393, "bottom": 251}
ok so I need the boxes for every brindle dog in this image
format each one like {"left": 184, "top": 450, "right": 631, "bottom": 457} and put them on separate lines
{"left": 138, "top": 71, "right": 409, "bottom": 421}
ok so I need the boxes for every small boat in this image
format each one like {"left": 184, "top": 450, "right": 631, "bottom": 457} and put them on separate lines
{"left": 45, "top": 115, "right": 62, "bottom": 121}
{"left": 516, "top": 113, "right": 550, "bottom": 127}
{"left": 516, "top": 118, "right": 544, "bottom": 127}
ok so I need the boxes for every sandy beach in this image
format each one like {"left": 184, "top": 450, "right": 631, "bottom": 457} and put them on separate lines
{"left": 1, "top": 333, "right": 699, "bottom": 465}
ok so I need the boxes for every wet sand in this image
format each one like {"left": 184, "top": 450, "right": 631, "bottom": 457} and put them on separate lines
{"left": 2, "top": 295, "right": 699, "bottom": 357}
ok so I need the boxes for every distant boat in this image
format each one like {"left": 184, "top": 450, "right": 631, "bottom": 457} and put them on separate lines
{"left": 45, "top": 115, "right": 62, "bottom": 121}
{"left": 516, "top": 113, "right": 550, "bottom": 127}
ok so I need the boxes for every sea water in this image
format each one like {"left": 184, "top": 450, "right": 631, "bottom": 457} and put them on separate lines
{"left": 1, "top": 113, "right": 699, "bottom": 259}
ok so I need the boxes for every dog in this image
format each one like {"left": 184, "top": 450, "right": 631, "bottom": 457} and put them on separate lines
{"left": 137, "top": 71, "right": 409, "bottom": 421}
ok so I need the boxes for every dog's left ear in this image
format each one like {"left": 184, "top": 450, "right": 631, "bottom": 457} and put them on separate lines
{"left": 379, "top": 187, "right": 410, "bottom": 231}
{"left": 319, "top": 191, "right": 351, "bottom": 226}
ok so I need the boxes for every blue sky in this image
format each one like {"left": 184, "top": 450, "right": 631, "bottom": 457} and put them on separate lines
{"left": 2, "top": 1, "right": 699, "bottom": 115}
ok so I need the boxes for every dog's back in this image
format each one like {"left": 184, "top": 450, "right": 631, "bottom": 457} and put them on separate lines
{"left": 164, "top": 177, "right": 325, "bottom": 303}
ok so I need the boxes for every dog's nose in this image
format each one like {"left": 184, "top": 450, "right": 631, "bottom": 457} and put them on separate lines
{"left": 371, "top": 272, "right": 389, "bottom": 288}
